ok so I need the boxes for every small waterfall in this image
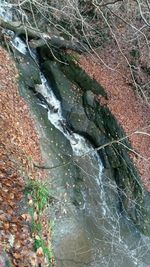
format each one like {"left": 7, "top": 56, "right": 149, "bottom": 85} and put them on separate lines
{"left": 10, "top": 35, "right": 106, "bottom": 211}
{"left": 40, "top": 76, "right": 99, "bottom": 151}
{"left": 4, "top": 27, "right": 150, "bottom": 267}
{"left": 11, "top": 37, "right": 27, "bottom": 55}
{"left": 37, "top": 73, "right": 104, "bottom": 184}
{"left": 36, "top": 73, "right": 108, "bottom": 218}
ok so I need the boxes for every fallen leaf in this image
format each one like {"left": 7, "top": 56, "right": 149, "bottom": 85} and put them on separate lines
{"left": 35, "top": 235, "right": 40, "bottom": 240}
{"left": 21, "top": 213, "right": 32, "bottom": 222}
{"left": 14, "top": 252, "right": 21, "bottom": 259}
{"left": 0, "top": 213, "right": 7, "bottom": 221}
{"left": 36, "top": 247, "right": 44, "bottom": 257}
{"left": 28, "top": 199, "right": 33, "bottom": 206}
{"left": 9, "top": 193, "right": 15, "bottom": 200}
{"left": 3, "top": 222, "right": 9, "bottom": 230}
{"left": 29, "top": 252, "right": 37, "bottom": 266}
{"left": 14, "top": 241, "right": 21, "bottom": 249}
{"left": 33, "top": 212, "right": 38, "bottom": 221}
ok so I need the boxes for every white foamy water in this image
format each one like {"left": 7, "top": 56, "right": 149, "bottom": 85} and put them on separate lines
{"left": 0, "top": 1, "right": 26, "bottom": 53}
{"left": 41, "top": 75, "right": 103, "bottom": 161}
{"left": 11, "top": 37, "right": 27, "bottom": 55}
{"left": 40, "top": 74, "right": 103, "bottom": 162}
{"left": 0, "top": 0, "right": 12, "bottom": 21}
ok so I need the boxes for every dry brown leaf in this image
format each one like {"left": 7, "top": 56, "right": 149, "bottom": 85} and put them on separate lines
{"left": 9, "top": 193, "right": 15, "bottom": 200}
{"left": 0, "top": 213, "right": 7, "bottom": 221}
{"left": 3, "top": 187, "right": 8, "bottom": 193}
{"left": 3, "top": 222, "right": 10, "bottom": 230}
{"left": 14, "top": 252, "right": 21, "bottom": 259}
{"left": 36, "top": 247, "right": 44, "bottom": 257}
{"left": 29, "top": 252, "right": 38, "bottom": 266}
{"left": 14, "top": 241, "right": 21, "bottom": 249}
{"left": 21, "top": 213, "right": 32, "bottom": 222}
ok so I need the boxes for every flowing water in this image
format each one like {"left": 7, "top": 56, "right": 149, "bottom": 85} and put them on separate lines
{"left": 1, "top": 3, "right": 150, "bottom": 266}
{"left": 35, "top": 68, "right": 150, "bottom": 267}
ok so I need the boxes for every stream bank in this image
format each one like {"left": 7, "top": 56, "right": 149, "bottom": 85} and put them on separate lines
{"left": 0, "top": 46, "right": 53, "bottom": 266}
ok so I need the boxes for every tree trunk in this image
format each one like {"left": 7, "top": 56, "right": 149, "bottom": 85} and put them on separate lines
{"left": 0, "top": 17, "right": 88, "bottom": 52}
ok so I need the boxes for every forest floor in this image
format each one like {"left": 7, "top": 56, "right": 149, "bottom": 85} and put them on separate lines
{"left": 0, "top": 47, "right": 54, "bottom": 266}
{"left": 80, "top": 44, "right": 150, "bottom": 190}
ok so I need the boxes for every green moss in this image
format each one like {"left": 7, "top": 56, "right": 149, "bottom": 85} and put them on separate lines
{"left": 25, "top": 179, "right": 49, "bottom": 213}
{"left": 24, "top": 179, "right": 55, "bottom": 266}
{"left": 34, "top": 237, "right": 54, "bottom": 266}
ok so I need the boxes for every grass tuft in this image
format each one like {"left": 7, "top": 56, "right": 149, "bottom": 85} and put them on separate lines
{"left": 24, "top": 178, "right": 55, "bottom": 266}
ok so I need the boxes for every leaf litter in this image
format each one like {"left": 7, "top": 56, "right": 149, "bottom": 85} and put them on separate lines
{"left": 0, "top": 47, "right": 54, "bottom": 266}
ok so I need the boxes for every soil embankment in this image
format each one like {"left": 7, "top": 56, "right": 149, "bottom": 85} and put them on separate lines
{"left": 0, "top": 47, "right": 45, "bottom": 266}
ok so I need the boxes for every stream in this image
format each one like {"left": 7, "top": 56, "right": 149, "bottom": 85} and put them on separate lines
{"left": 1, "top": 2, "right": 150, "bottom": 266}
{"left": 12, "top": 41, "right": 150, "bottom": 267}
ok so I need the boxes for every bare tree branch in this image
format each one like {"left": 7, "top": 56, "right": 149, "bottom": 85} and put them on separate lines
{"left": 94, "top": 0, "right": 123, "bottom": 7}
{"left": 0, "top": 17, "right": 87, "bottom": 52}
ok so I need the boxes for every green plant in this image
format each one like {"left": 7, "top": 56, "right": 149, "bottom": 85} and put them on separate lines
{"left": 24, "top": 178, "right": 55, "bottom": 266}
{"left": 34, "top": 236, "right": 54, "bottom": 264}
{"left": 25, "top": 179, "right": 49, "bottom": 213}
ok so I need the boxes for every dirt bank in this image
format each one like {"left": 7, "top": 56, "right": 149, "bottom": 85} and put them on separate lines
{"left": 0, "top": 47, "right": 46, "bottom": 266}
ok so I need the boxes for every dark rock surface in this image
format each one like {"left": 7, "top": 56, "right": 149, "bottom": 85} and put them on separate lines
{"left": 15, "top": 51, "right": 41, "bottom": 88}
{"left": 42, "top": 56, "right": 150, "bottom": 236}
{"left": 14, "top": 45, "right": 150, "bottom": 266}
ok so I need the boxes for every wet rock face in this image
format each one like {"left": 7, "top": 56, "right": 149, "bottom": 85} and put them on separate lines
{"left": 15, "top": 52, "right": 41, "bottom": 88}
{"left": 39, "top": 48, "right": 107, "bottom": 97}
{"left": 15, "top": 39, "right": 150, "bottom": 236}
{"left": 42, "top": 57, "right": 150, "bottom": 235}
{"left": 82, "top": 91, "right": 150, "bottom": 233}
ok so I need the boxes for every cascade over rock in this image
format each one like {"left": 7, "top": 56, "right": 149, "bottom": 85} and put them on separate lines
{"left": 9, "top": 38, "right": 150, "bottom": 266}
{"left": 41, "top": 54, "right": 150, "bottom": 235}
